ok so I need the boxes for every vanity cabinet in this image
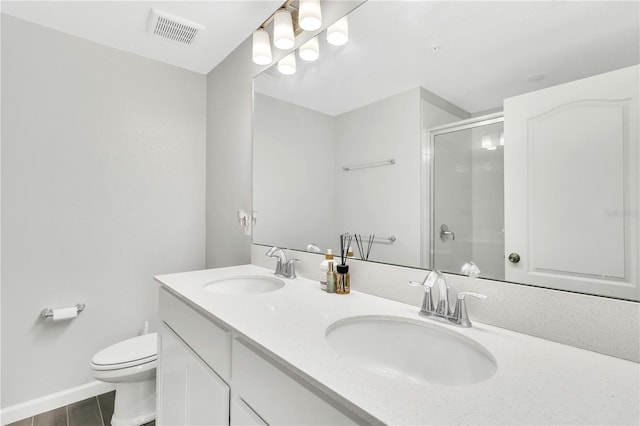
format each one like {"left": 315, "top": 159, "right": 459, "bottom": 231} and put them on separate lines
{"left": 157, "top": 288, "right": 232, "bottom": 426}
{"left": 157, "top": 324, "right": 230, "bottom": 425}
{"left": 157, "top": 287, "right": 362, "bottom": 426}
{"left": 231, "top": 338, "right": 358, "bottom": 426}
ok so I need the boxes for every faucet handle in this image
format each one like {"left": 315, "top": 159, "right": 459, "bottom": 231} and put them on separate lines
{"left": 409, "top": 280, "right": 435, "bottom": 315}
{"left": 285, "top": 259, "right": 301, "bottom": 279}
{"left": 451, "top": 292, "right": 487, "bottom": 328}
{"left": 457, "top": 291, "right": 487, "bottom": 301}
{"left": 409, "top": 279, "right": 435, "bottom": 292}
{"left": 408, "top": 270, "right": 439, "bottom": 289}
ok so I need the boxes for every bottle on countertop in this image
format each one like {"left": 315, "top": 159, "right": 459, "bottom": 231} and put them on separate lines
{"left": 320, "top": 249, "right": 334, "bottom": 290}
{"left": 326, "top": 259, "right": 337, "bottom": 293}
{"left": 336, "top": 264, "right": 350, "bottom": 294}
{"left": 347, "top": 246, "right": 354, "bottom": 261}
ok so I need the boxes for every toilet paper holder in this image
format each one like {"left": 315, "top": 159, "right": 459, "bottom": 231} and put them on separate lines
{"left": 40, "top": 303, "right": 85, "bottom": 319}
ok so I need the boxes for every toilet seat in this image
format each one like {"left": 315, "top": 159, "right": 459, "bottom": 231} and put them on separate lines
{"left": 91, "top": 332, "right": 157, "bottom": 371}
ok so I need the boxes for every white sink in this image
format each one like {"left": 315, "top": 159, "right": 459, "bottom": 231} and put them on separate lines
{"left": 204, "top": 275, "right": 285, "bottom": 295}
{"left": 326, "top": 315, "right": 497, "bottom": 386}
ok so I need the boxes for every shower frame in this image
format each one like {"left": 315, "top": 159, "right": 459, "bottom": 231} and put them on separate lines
{"left": 421, "top": 112, "right": 504, "bottom": 270}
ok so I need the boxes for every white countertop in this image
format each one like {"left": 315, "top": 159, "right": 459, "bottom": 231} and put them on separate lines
{"left": 154, "top": 264, "right": 640, "bottom": 425}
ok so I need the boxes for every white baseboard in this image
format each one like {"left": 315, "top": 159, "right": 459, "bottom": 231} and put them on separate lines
{"left": 0, "top": 380, "right": 116, "bottom": 425}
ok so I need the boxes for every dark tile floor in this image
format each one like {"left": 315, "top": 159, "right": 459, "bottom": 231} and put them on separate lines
{"left": 7, "top": 391, "right": 155, "bottom": 426}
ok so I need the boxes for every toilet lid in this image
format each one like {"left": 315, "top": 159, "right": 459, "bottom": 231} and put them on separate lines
{"left": 91, "top": 332, "right": 157, "bottom": 369}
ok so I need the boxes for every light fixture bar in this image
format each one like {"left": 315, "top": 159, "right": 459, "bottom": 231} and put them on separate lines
{"left": 260, "top": 0, "right": 296, "bottom": 28}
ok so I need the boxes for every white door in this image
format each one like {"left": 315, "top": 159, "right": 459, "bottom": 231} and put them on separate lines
{"left": 157, "top": 324, "right": 230, "bottom": 426}
{"left": 504, "top": 65, "right": 639, "bottom": 300}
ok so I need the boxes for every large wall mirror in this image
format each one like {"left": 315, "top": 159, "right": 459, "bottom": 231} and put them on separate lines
{"left": 253, "top": 1, "right": 639, "bottom": 301}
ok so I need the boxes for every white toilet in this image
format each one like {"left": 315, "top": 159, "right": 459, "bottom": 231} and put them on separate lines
{"left": 90, "top": 333, "right": 158, "bottom": 426}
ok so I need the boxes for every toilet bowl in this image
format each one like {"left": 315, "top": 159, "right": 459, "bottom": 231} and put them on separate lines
{"left": 90, "top": 333, "right": 158, "bottom": 426}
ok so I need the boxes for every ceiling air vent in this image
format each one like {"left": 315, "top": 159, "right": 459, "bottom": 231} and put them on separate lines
{"left": 148, "top": 9, "right": 204, "bottom": 45}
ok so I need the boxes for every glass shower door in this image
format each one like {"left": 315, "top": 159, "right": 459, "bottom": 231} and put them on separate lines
{"left": 431, "top": 118, "right": 505, "bottom": 280}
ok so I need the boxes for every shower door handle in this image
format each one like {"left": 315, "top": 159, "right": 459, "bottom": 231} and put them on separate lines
{"left": 440, "top": 224, "right": 455, "bottom": 242}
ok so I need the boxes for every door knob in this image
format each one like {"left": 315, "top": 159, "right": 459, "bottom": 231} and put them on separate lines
{"left": 508, "top": 253, "right": 521, "bottom": 263}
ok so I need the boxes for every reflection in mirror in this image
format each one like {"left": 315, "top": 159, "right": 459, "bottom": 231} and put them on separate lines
{"left": 253, "top": 1, "right": 639, "bottom": 301}
{"left": 431, "top": 117, "right": 505, "bottom": 281}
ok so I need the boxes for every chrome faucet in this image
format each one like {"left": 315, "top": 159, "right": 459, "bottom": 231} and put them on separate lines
{"left": 409, "top": 270, "right": 486, "bottom": 328}
{"left": 265, "top": 247, "right": 300, "bottom": 279}
{"left": 433, "top": 271, "right": 451, "bottom": 316}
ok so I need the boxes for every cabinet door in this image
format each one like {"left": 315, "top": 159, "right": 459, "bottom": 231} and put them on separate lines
{"left": 230, "top": 398, "right": 267, "bottom": 426}
{"left": 159, "top": 288, "right": 231, "bottom": 381}
{"left": 158, "top": 324, "right": 230, "bottom": 426}
{"left": 504, "top": 65, "right": 639, "bottom": 299}
{"left": 157, "top": 325, "right": 187, "bottom": 426}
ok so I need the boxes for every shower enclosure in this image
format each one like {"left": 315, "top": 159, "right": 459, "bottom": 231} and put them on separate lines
{"left": 426, "top": 114, "right": 505, "bottom": 280}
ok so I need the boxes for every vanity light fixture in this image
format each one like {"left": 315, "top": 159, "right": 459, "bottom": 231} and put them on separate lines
{"left": 252, "top": 28, "right": 272, "bottom": 65}
{"left": 298, "top": 0, "right": 322, "bottom": 31}
{"left": 273, "top": 9, "right": 295, "bottom": 50}
{"left": 299, "top": 36, "right": 320, "bottom": 61}
{"left": 326, "top": 16, "right": 348, "bottom": 46}
{"left": 278, "top": 52, "right": 297, "bottom": 75}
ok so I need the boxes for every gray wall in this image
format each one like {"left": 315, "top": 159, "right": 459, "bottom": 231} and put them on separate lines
{"left": 253, "top": 93, "right": 337, "bottom": 254}
{"left": 205, "top": 37, "right": 256, "bottom": 268}
{"left": 1, "top": 14, "right": 206, "bottom": 408}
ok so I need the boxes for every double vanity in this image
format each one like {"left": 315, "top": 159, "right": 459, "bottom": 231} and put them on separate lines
{"left": 154, "top": 264, "right": 639, "bottom": 425}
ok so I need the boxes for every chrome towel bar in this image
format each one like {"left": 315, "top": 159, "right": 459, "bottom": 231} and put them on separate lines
{"left": 342, "top": 159, "right": 395, "bottom": 171}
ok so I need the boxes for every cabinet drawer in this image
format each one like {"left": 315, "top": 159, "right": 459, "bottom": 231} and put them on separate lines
{"left": 232, "top": 338, "right": 358, "bottom": 425}
{"left": 159, "top": 287, "right": 231, "bottom": 381}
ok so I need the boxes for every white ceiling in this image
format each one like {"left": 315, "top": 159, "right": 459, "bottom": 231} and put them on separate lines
{"left": 1, "top": 0, "right": 282, "bottom": 74}
{"left": 2, "top": 1, "right": 638, "bottom": 112}
{"left": 255, "top": 1, "right": 640, "bottom": 115}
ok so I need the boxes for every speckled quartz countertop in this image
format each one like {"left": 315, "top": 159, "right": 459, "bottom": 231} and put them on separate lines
{"left": 154, "top": 264, "right": 640, "bottom": 425}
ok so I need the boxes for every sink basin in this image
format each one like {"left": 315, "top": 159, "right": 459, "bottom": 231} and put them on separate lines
{"left": 204, "top": 275, "right": 285, "bottom": 295}
{"left": 326, "top": 316, "right": 497, "bottom": 386}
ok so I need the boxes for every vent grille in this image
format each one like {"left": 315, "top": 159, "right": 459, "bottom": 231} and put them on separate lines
{"left": 148, "top": 9, "right": 203, "bottom": 45}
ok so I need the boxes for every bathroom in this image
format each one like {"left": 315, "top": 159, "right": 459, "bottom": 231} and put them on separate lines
{"left": 1, "top": 1, "right": 638, "bottom": 425}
